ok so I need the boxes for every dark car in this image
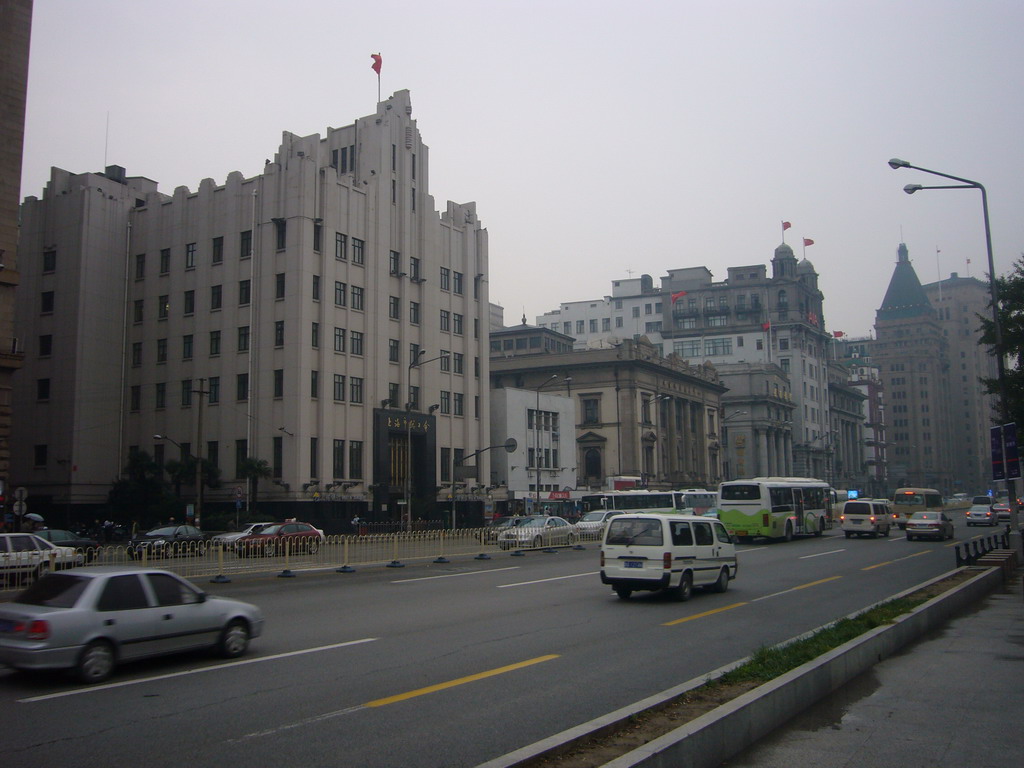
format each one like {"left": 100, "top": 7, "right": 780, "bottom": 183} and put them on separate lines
{"left": 35, "top": 529, "right": 102, "bottom": 562}
{"left": 128, "top": 525, "right": 207, "bottom": 559}
{"left": 235, "top": 522, "right": 324, "bottom": 557}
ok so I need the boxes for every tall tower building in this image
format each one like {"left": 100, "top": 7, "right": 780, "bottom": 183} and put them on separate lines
{"left": 12, "top": 90, "right": 490, "bottom": 529}
{"left": 871, "top": 243, "right": 953, "bottom": 492}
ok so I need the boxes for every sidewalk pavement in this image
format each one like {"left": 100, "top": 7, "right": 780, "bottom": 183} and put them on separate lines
{"left": 722, "top": 572, "right": 1024, "bottom": 768}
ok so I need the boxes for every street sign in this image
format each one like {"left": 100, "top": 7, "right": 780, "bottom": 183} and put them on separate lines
{"left": 235, "top": 486, "right": 243, "bottom": 499}
{"left": 1004, "top": 423, "right": 1020, "bottom": 480}
{"left": 991, "top": 425, "right": 1006, "bottom": 481}
{"left": 14, "top": 486, "right": 28, "bottom": 502}
{"left": 13, "top": 500, "right": 27, "bottom": 516}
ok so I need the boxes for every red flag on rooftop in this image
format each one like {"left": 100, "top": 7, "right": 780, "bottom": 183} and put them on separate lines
{"left": 671, "top": 291, "right": 688, "bottom": 304}
{"left": 371, "top": 53, "right": 382, "bottom": 74}
{"left": 803, "top": 238, "right": 815, "bottom": 247}
{"left": 782, "top": 221, "right": 792, "bottom": 231}
{"left": 833, "top": 330, "right": 845, "bottom": 338}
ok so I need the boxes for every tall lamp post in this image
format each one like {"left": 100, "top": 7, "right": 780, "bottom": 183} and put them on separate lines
{"left": 888, "top": 158, "right": 1017, "bottom": 522}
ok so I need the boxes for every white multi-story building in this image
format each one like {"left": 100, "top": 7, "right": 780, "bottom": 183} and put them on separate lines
{"left": 12, "top": 90, "right": 491, "bottom": 531}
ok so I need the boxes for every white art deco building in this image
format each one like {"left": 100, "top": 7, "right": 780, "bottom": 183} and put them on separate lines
{"left": 12, "top": 90, "right": 491, "bottom": 530}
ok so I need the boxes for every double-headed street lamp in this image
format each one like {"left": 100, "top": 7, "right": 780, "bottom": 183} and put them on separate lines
{"left": 889, "top": 158, "right": 1017, "bottom": 519}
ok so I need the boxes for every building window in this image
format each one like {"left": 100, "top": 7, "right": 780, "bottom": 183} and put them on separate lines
{"left": 158, "top": 295, "right": 169, "bottom": 319}
{"left": 350, "top": 377, "right": 364, "bottom": 404}
{"left": 240, "top": 230, "right": 252, "bottom": 259}
{"left": 274, "top": 321, "right": 284, "bottom": 347}
{"left": 155, "top": 382, "right": 166, "bottom": 409}
{"left": 453, "top": 353, "right": 464, "bottom": 374}
{"left": 160, "top": 248, "right": 170, "bottom": 274}
{"left": 389, "top": 250, "right": 401, "bottom": 275}
{"left": 311, "top": 370, "right": 319, "bottom": 398}
{"left": 440, "top": 309, "right": 450, "bottom": 331}
{"left": 333, "top": 374, "right": 346, "bottom": 401}
{"left": 134, "top": 253, "right": 145, "bottom": 279}
{"left": 408, "top": 386, "right": 420, "bottom": 410}
{"left": 409, "top": 257, "right": 420, "bottom": 280}
{"left": 440, "top": 267, "right": 450, "bottom": 291}
{"left": 335, "top": 232, "right": 347, "bottom": 260}
{"left": 335, "top": 281, "right": 347, "bottom": 306}
{"left": 349, "top": 440, "right": 363, "bottom": 479}
{"left": 389, "top": 339, "right": 400, "bottom": 362}
{"left": 212, "top": 236, "right": 224, "bottom": 264}
{"left": 334, "top": 327, "right": 346, "bottom": 352}
{"left": 351, "top": 285, "right": 364, "bottom": 310}
{"left": 311, "top": 322, "right": 320, "bottom": 348}
{"left": 312, "top": 275, "right": 320, "bottom": 301}
{"left": 42, "top": 249, "right": 56, "bottom": 273}
{"left": 453, "top": 314, "right": 464, "bottom": 335}
{"left": 333, "top": 439, "right": 346, "bottom": 478}
{"left": 238, "top": 326, "right": 250, "bottom": 352}
{"left": 410, "top": 302, "right": 420, "bottom": 324}
{"left": 183, "top": 290, "right": 195, "bottom": 316}
{"left": 274, "top": 219, "right": 287, "bottom": 250}
{"left": 237, "top": 373, "right": 249, "bottom": 401}
{"left": 453, "top": 271, "right": 464, "bottom": 295}
{"left": 440, "top": 350, "right": 451, "bottom": 372}
{"left": 274, "top": 369, "right": 284, "bottom": 398}
{"left": 209, "top": 330, "right": 221, "bottom": 356}
{"left": 181, "top": 379, "right": 193, "bottom": 407}
{"left": 454, "top": 393, "right": 464, "bottom": 416}
{"left": 441, "top": 447, "right": 451, "bottom": 482}
{"left": 582, "top": 398, "right": 600, "bottom": 424}
{"left": 157, "top": 338, "right": 168, "bottom": 363}
{"left": 239, "top": 279, "right": 251, "bottom": 306}
{"left": 182, "top": 334, "right": 193, "bottom": 360}
{"left": 275, "top": 273, "right": 285, "bottom": 300}
{"left": 235, "top": 439, "right": 248, "bottom": 477}
{"left": 37, "top": 378, "right": 51, "bottom": 401}
{"left": 185, "top": 242, "right": 196, "bottom": 269}
{"left": 389, "top": 296, "right": 401, "bottom": 319}
{"left": 351, "top": 237, "right": 365, "bottom": 265}
{"left": 42, "top": 291, "right": 55, "bottom": 314}
{"left": 130, "top": 341, "right": 141, "bottom": 366}
{"left": 33, "top": 444, "right": 48, "bottom": 467}
{"left": 208, "top": 376, "right": 220, "bottom": 404}
{"left": 388, "top": 382, "right": 400, "bottom": 407}
{"left": 350, "top": 331, "right": 364, "bottom": 356}
{"left": 211, "top": 284, "right": 222, "bottom": 310}
{"left": 313, "top": 223, "right": 322, "bottom": 253}
{"left": 440, "top": 390, "right": 451, "bottom": 414}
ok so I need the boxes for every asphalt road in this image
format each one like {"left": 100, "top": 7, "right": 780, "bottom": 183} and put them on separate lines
{"left": 0, "top": 517, "right": 994, "bottom": 768}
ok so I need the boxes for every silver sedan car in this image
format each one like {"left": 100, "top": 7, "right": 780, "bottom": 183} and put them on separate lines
{"left": 0, "top": 566, "right": 263, "bottom": 683}
{"left": 497, "top": 515, "right": 578, "bottom": 550}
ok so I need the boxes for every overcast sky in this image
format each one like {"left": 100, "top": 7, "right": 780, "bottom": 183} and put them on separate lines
{"left": 20, "top": 0, "right": 1024, "bottom": 338}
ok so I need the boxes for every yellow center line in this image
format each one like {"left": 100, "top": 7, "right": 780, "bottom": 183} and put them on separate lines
{"left": 862, "top": 550, "right": 930, "bottom": 570}
{"left": 791, "top": 575, "right": 843, "bottom": 590}
{"left": 364, "top": 654, "right": 560, "bottom": 708}
{"left": 664, "top": 602, "right": 748, "bottom": 626}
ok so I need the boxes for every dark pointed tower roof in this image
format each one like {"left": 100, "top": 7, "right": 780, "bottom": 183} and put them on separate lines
{"left": 878, "top": 243, "right": 934, "bottom": 320}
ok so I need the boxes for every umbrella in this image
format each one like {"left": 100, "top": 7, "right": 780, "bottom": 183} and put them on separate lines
{"left": 25, "top": 513, "right": 44, "bottom": 522}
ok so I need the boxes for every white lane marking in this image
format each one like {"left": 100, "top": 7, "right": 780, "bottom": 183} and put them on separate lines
{"left": 391, "top": 566, "right": 520, "bottom": 583}
{"left": 232, "top": 704, "right": 369, "bottom": 741}
{"left": 498, "top": 571, "right": 599, "bottom": 588}
{"left": 889, "top": 535, "right": 907, "bottom": 542}
{"left": 18, "top": 637, "right": 379, "bottom": 704}
{"left": 799, "top": 548, "right": 846, "bottom": 559}
{"left": 739, "top": 547, "right": 769, "bottom": 553}
{"left": 751, "top": 576, "right": 842, "bottom": 602}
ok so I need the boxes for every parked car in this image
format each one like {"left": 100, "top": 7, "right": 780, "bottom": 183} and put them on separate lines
{"left": 496, "top": 516, "right": 578, "bottom": 550}
{"left": 235, "top": 521, "right": 324, "bottom": 557}
{"left": 127, "top": 525, "right": 207, "bottom": 559}
{"left": 966, "top": 497, "right": 998, "bottom": 527}
{"left": 482, "top": 517, "right": 519, "bottom": 544}
{"left": 0, "top": 533, "right": 84, "bottom": 585}
{"left": 990, "top": 502, "right": 1012, "bottom": 523}
{"left": 840, "top": 499, "right": 893, "bottom": 538}
{"left": 210, "top": 522, "right": 274, "bottom": 549}
{"left": 35, "top": 529, "right": 103, "bottom": 562}
{"left": 575, "top": 510, "right": 623, "bottom": 541}
{"left": 0, "top": 566, "right": 263, "bottom": 683}
{"left": 905, "top": 510, "right": 955, "bottom": 541}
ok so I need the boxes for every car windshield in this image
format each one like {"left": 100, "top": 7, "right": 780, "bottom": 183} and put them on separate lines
{"left": 509, "top": 517, "right": 544, "bottom": 527}
{"left": 580, "top": 512, "right": 605, "bottom": 522}
{"left": 15, "top": 574, "right": 90, "bottom": 608}
{"left": 972, "top": 497, "right": 991, "bottom": 504}
{"left": 910, "top": 512, "right": 937, "bottom": 521}
{"left": 145, "top": 527, "right": 177, "bottom": 536}
{"left": 258, "top": 524, "right": 284, "bottom": 535}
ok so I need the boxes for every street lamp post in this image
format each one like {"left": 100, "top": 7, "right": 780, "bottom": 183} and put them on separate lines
{"left": 154, "top": 434, "right": 199, "bottom": 522}
{"left": 888, "top": 158, "right": 1018, "bottom": 526}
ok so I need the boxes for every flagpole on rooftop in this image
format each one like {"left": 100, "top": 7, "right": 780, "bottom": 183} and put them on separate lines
{"left": 371, "top": 53, "right": 382, "bottom": 101}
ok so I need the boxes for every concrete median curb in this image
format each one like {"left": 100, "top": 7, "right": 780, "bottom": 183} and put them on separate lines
{"left": 477, "top": 565, "right": 1004, "bottom": 768}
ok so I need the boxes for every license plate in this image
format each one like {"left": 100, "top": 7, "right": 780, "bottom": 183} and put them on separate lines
{"left": 852, "top": 519, "right": 862, "bottom": 525}
{"left": 623, "top": 560, "right": 643, "bottom": 569}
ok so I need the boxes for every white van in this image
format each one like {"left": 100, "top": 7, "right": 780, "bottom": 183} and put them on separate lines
{"left": 600, "top": 513, "right": 738, "bottom": 601}
{"left": 839, "top": 499, "right": 895, "bottom": 538}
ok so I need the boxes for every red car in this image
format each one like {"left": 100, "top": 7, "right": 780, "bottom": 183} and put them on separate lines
{"left": 235, "top": 521, "right": 324, "bottom": 557}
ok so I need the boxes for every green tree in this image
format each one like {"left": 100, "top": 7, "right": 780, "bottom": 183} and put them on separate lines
{"left": 237, "top": 457, "right": 272, "bottom": 511}
{"left": 107, "top": 450, "right": 169, "bottom": 528}
{"left": 977, "top": 256, "right": 1024, "bottom": 427}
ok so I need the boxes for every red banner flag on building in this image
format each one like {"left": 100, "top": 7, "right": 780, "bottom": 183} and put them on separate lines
{"left": 671, "top": 291, "right": 688, "bottom": 304}
{"left": 803, "top": 238, "right": 815, "bottom": 247}
{"left": 762, "top": 321, "right": 771, "bottom": 331}
{"left": 833, "top": 330, "right": 845, "bottom": 338}
{"left": 782, "top": 221, "right": 792, "bottom": 231}
{"left": 371, "top": 53, "right": 382, "bottom": 74}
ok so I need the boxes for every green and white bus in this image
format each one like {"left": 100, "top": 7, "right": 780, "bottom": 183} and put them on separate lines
{"left": 717, "top": 477, "right": 834, "bottom": 541}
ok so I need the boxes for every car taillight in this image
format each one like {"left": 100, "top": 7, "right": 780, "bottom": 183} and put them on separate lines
{"left": 663, "top": 552, "right": 672, "bottom": 570}
{"left": 839, "top": 515, "right": 845, "bottom": 522}
{"left": 600, "top": 551, "right": 605, "bottom": 567}
{"left": 26, "top": 620, "right": 49, "bottom": 640}
{"left": 869, "top": 516, "right": 877, "bottom": 523}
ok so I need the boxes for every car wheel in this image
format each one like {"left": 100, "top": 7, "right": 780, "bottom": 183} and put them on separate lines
{"left": 814, "top": 518, "right": 824, "bottom": 537}
{"left": 845, "top": 531, "right": 852, "bottom": 539}
{"left": 532, "top": 536, "right": 543, "bottom": 549}
{"left": 673, "top": 572, "right": 693, "bottom": 602}
{"left": 218, "top": 620, "right": 250, "bottom": 658}
{"left": 907, "top": 534, "right": 915, "bottom": 541}
{"left": 883, "top": 526, "right": 890, "bottom": 538}
{"left": 308, "top": 539, "right": 320, "bottom": 555}
{"left": 615, "top": 587, "right": 632, "bottom": 600}
{"left": 784, "top": 522, "right": 794, "bottom": 542}
{"left": 76, "top": 640, "right": 116, "bottom": 684}
{"left": 712, "top": 567, "right": 730, "bottom": 593}
{"left": 567, "top": 532, "right": 578, "bottom": 545}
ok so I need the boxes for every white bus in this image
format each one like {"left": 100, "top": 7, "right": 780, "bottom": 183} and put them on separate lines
{"left": 580, "top": 489, "right": 719, "bottom": 516}
{"left": 717, "top": 476, "right": 834, "bottom": 541}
